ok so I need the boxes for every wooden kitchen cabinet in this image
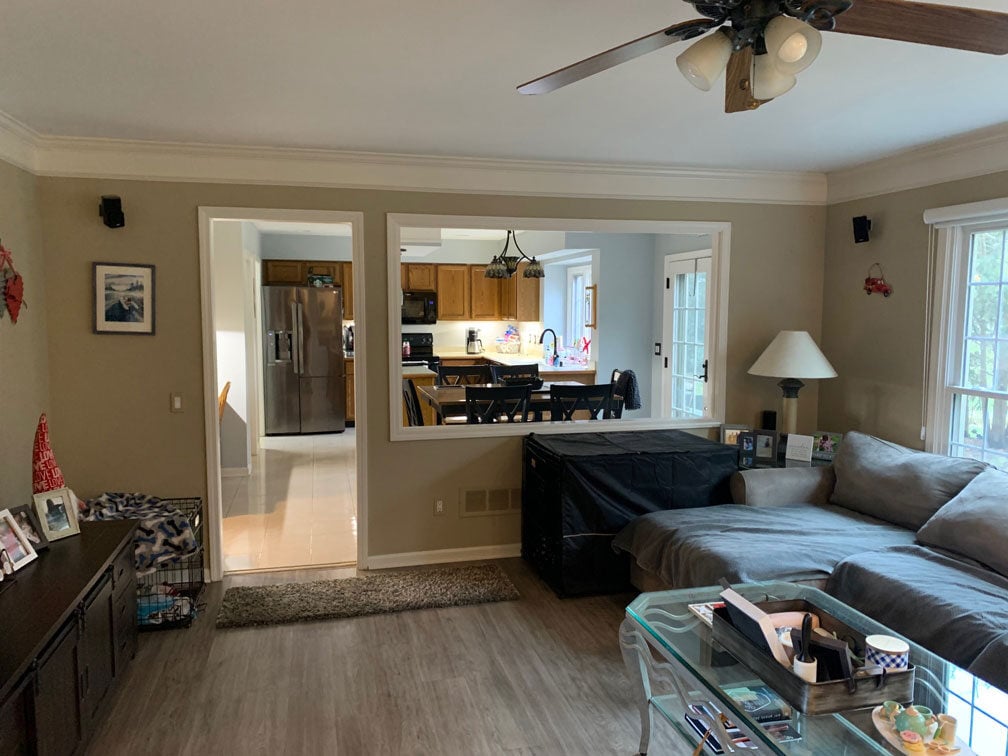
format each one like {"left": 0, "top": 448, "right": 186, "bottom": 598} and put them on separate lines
{"left": 263, "top": 260, "right": 305, "bottom": 285}
{"left": 346, "top": 358, "right": 355, "bottom": 423}
{"left": 402, "top": 263, "right": 436, "bottom": 291}
{"left": 469, "top": 265, "right": 501, "bottom": 320}
{"left": 436, "top": 264, "right": 470, "bottom": 320}
{"left": 501, "top": 263, "right": 541, "bottom": 321}
{"left": 341, "top": 262, "right": 354, "bottom": 320}
{"left": 263, "top": 259, "right": 342, "bottom": 286}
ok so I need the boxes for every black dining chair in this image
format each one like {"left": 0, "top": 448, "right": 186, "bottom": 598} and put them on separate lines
{"left": 438, "top": 364, "right": 492, "bottom": 386}
{"left": 464, "top": 385, "right": 532, "bottom": 424}
{"left": 402, "top": 378, "right": 425, "bottom": 427}
{"left": 549, "top": 383, "right": 618, "bottom": 421}
{"left": 489, "top": 363, "right": 540, "bottom": 385}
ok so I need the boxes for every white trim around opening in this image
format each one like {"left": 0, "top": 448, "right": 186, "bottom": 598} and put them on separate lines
{"left": 198, "top": 207, "right": 367, "bottom": 580}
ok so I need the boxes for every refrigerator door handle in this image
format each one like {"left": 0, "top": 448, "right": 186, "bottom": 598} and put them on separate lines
{"left": 290, "top": 300, "right": 301, "bottom": 376}
{"left": 296, "top": 301, "right": 306, "bottom": 375}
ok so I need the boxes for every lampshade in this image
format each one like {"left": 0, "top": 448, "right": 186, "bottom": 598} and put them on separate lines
{"left": 749, "top": 331, "right": 837, "bottom": 379}
{"left": 763, "top": 16, "right": 822, "bottom": 75}
{"left": 676, "top": 30, "right": 733, "bottom": 92}
{"left": 751, "top": 53, "right": 797, "bottom": 100}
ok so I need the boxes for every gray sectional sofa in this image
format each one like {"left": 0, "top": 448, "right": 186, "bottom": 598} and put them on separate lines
{"left": 612, "top": 431, "right": 1008, "bottom": 689}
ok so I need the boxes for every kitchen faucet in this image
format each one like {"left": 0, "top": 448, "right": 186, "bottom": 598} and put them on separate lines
{"left": 539, "top": 328, "right": 559, "bottom": 365}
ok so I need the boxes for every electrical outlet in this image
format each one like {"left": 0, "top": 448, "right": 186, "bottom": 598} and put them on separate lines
{"left": 434, "top": 499, "right": 445, "bottom": 516}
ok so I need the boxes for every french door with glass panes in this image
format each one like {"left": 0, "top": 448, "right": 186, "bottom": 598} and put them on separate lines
{"left": 661, "top": 252, "right": 712, "bottom": 419}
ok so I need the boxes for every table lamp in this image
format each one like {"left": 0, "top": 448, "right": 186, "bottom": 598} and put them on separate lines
{"left": 748, "top": 330, "right": 836, "bottom": 435}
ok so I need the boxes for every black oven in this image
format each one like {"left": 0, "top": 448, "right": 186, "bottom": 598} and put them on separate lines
{"left": 402, "top": 290, "right": 437, "bottom": 324}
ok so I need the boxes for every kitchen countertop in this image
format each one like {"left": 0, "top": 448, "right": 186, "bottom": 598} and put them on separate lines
{"left": 402, "top": 365, "right": 437, "bottom": 378}
{"left": 437, "top": 347, "right": 595, "bottom": 374}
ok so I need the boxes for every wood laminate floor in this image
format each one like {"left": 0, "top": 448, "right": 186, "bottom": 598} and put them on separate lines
{"left": 86, "top": 559, "right": 691, "bottom": 755}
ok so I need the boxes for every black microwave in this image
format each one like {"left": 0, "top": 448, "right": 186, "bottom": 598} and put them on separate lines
{"left": 402, "top": 290, "right": 437, "bottom": 324}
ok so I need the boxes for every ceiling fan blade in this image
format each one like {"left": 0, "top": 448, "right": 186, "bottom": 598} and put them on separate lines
{"left": 517, "top": 18, "right": 719, "bottom": 94}
{"left": 724, "top": 48, "right": 770, "bottom": 113}
{"left": 826, "top": 0, "right": 1008, "bottom": 55}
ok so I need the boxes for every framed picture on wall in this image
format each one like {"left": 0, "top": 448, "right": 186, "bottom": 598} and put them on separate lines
{"left": 93, "top": 262, "right": 155, "bottom": 335}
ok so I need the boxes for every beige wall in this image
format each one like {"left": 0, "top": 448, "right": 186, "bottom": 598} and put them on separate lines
{"left": 819, "top": 170, "right": 1008, "bottom": 449}
{"left": 0, "top": 160, "right": 48, "bottom": 506}
{"left": 36, "top": 175, "right": 825, "bottom": 557}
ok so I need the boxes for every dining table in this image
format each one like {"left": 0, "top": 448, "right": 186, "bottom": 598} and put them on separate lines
{"left": 414, "top": 381, "right": 585, "bottom": 424}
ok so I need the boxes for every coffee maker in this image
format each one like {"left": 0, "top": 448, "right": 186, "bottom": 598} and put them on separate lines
{"left": 466, "top": 327, "right": 483, "bottom": 354}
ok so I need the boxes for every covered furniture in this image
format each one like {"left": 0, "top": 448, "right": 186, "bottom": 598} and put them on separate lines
{"left": 522, "top": 429, "right": 737, "bottom": 596}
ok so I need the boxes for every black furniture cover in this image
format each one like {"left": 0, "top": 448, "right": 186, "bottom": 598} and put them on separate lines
{"left": 522, "top": 429, "right": 737, "bottom": 597}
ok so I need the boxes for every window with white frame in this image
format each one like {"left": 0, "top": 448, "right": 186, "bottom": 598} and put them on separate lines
{"left": 925, "top": 199, "right": 1008, "bottom": 467}
{"left": 564, "top": 264, "right": 592, "bottom": 355}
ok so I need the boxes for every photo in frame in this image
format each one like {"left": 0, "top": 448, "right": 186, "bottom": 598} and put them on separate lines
{"left": 32, "top": 488, "right": 81, "bottom": 542}
{"left": 754, "top": 430, "right": 778, "bottom": 462}
{"left": 10, "top": 504, "right": 48, "bottom": 552}
{"left": 812, "top": 431, "right": 843, "bottom": 461}
{"left": 738, "top": 431, "right": 756, "bottom": 467}
{"left": 721, "top": 424, "right": 749, "bottom": 447}
{"left": 93, "top": 262, "right": 155, "bottom": 334}
{"left": 0, "top": 508, "right": 39, "bottom": 573}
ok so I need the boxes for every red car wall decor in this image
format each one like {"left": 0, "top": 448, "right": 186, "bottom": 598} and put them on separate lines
{"left": 864, "top": 263, "right": 892, "bottom": 298}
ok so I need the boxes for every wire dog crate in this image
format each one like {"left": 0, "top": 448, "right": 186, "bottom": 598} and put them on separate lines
{"left": 136, "top": 497, "right": 205, "bottom": 630}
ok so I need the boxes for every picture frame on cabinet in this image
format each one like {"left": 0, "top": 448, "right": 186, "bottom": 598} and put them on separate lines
{"left": 32, "top": 488, "right": 81, "bottom": 542}
{"left": 10, "top": 504, "right": 49, "bottom": 552}
{"left": 721, "top": 424, "right": 749, "bottom": 446}
{"left": 93, "top": 262, "right": 156, "bottom": 334}
{"left": 0, "top": 508, "right": 39, "bottom": 572}
{"left": 753, "top": 429, "right": 778, "bottom": 461}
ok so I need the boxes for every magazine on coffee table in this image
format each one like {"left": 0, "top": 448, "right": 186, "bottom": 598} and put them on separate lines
{"left": 688, "top": 601, "right": 725, "bottom": 627}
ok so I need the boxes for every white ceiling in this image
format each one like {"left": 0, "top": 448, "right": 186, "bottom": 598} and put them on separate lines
{"left": 2, "top": 0, "right": 1008, "bottom": 173}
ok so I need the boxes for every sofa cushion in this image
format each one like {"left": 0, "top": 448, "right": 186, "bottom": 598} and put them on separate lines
{"left": 830, "top": 431, "right": 986, "bottom": 530}
{"left": 612, "top": 502, "right": 916, "bottom": 589}
{"left": 968, "top": 633, "right": 1008, "bottom": 691}
{"left": 917, "top": 468, "right": 1008, "bottom": 578}
{"left": 826, "top": 545, "right": 1008, "bottom": 671}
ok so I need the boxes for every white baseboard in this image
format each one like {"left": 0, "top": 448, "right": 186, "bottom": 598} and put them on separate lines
{"left": 221, "top": 466, "right": 251, "bottom": 478}
{"left": 365, "top": 543, "right": 521, "bottom": 570}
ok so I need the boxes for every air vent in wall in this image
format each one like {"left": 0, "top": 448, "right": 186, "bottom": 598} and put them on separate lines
{"left": 459, "top": 488, "right": 522, "bottom": 518}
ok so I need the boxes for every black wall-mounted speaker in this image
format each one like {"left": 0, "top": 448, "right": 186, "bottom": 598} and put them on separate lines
{"left": 99, "top": 195, "right": 125, "bottom": 228}
{"left": 853, "top": 215, "right": 871, "bottom": 244}
{"left": 761, "top": 410, "right": 777, "bottom": 431}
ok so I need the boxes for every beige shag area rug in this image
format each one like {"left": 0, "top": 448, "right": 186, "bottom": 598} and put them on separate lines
{"left": 216, "top": 564, "right": 520, "bottom": 629}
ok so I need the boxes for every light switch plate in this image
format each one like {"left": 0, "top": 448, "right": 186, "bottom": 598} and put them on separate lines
{"left": 654, "top": 343, "right": 662, "bottom": 356}
{"left": 170, "top": 393, "right": 183, "bottom": 413}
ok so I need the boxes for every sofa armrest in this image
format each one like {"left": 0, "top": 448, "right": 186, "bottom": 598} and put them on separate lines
{"left": 731, "top": 466, "right": 836, "bottom": 507}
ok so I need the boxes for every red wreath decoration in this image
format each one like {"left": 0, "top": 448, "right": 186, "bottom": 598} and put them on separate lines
{"left": 0, "top": 240, "right": 26, "bottom": 323}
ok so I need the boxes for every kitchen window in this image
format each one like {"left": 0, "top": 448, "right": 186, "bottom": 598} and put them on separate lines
{"left": 565, "top": 264, "right": 592, "bottom": 354}
{"left": 924, "top": 198, "right": 1008, "bottom": 465}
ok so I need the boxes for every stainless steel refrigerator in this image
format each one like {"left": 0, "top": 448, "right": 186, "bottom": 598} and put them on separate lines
{"left": 263, "top": 286, "right": 346, "bottom": 434}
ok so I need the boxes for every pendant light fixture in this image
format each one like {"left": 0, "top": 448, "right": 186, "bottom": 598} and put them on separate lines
{"left": 485, "top": 231, "right": 545, "bottom": 279}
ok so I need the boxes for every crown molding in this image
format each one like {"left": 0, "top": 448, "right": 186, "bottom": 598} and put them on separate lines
{"left": 0, "top": 109, "right": 826, "bottom": 205}
{"left": 827, "top": 123, "right": 1008, "bottom": 205}
{"left": 0, "top": 111, "right": 39, "bottom": 173}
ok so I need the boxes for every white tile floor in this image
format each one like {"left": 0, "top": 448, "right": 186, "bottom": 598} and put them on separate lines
{"left": 220, "top": 429, "right": 357, "bottom": 573}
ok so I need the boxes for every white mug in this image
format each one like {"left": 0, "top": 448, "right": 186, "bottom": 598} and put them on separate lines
{"left": 865, "top": 634, "right": 910, "bottom": 670}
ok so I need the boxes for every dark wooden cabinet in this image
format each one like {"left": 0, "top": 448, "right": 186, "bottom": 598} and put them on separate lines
{"left": 0, "top": 521, "right": 137, "bottom": 756}
{"left": 262, "top": 259, "right": 344, "bottom": 287}
{"left": 403, "top": 263, "right": 436, "bottom": 291}
{"left": 34, "top": 621, "right": 82, "bottom": 756}
{"left": 341, "top": 262, "right": 354, "bottom": 320}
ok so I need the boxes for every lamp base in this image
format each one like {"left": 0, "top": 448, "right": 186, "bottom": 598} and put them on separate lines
{"left": 778, "top": 379, "right": 804, "bottom": 436}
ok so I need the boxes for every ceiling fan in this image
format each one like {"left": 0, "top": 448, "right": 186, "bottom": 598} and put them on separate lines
{"left": 517, "top": 0, "right": 1008, "bottom": 112}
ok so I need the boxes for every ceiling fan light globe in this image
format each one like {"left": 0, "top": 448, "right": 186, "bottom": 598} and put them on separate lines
{"left": 751, "top": 53, "right": 797, "bottom": 100}
{"left": 676, "top": 31, "right": 732, "bottom": 92}
{"left": 764, "top": 15, "right": 822, "bottom": 75}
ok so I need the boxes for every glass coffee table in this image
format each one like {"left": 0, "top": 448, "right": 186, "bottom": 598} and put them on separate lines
{"left": 620, "top": 582, "right": 1008, "bottom": 755}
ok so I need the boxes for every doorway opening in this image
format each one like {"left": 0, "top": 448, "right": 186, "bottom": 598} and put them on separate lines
{"left": 198, "top": 209, "right": 367, "bottom": 581}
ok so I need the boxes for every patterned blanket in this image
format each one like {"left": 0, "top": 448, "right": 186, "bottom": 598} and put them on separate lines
{"left": 82, "top": 492, "right": 200, "bottom": 576}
